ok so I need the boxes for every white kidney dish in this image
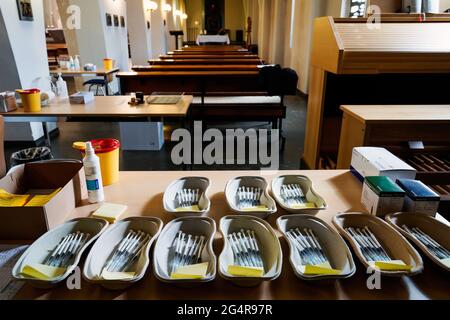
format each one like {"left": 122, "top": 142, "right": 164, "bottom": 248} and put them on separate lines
{"left": 225, "top": 176, "right": 277, "bottom": 219}
{"left": 83, "top": 217, "right": 163, "bottom": 290}
{"left": 271, "top": 175, "right": 327, "bottom": 214}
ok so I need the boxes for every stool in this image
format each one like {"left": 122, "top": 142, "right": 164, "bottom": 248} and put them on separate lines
{"left": 83, "top": 79, "right": 112, "bottom": 96}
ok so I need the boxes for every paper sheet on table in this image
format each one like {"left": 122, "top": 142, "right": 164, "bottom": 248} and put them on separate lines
{"left": 0, "top": 245, "right": 28, "bottom": 300}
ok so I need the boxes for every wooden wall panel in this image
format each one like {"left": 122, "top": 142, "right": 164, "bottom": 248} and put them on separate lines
{"left": 370, "top": 0, "right": 403, "bottom": 13}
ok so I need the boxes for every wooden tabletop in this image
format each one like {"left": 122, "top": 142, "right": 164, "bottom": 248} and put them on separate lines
{"left": 11, "top": 170, "right": 450, "bottom": 300}
{"left": 341, "top": 105, "right": 450, "bottom": 123}
{"left": 1, "top": 96, "right": 193, "bottom": 118}
{"left": 149, "top": 59, "right": 263, "bottom": 65}
{"left": 133, "top": 65, "right": 260, "bottom": 72}
{"left": 46, "top": 43, "right": 68, "bottom": 50}
{"left": 117, "top": 71, "right": 260, "bottom": 77}
{"left": 160, "top": 54, "right": 259, "bottom": 60}
{"left": 50, "top": 68, "right": 120, "bottom": 76}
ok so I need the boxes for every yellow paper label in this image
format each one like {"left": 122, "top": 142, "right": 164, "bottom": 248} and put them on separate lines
{"left": 299, "top": 262, "right": 342, "bottom": 275}
{"left": 171, "top": 262, "right": 209, "bottom": 279}
{"left": 101, "top": 269, "right": 136, "bottom": 280}
{"left": 291, "top": 203, "right": 316, "bottom": 209}
{"left": 92, "top": 203, "right": 128, "bottom": 223}
{"left": 21, "top": 264, "right": 66, "bottom": 280}
{"left": 441, "top": 258, "right": 450, "bottom": 268}
{"left": 242, "top": 205, "right": 269, "bottom": 212}
{"left": 0, "top": 189, "right": 30, "bottom": 207}
{"left": 175, "top": 205, "right": 201, "bottom": 212}
{"left": 227, "top": 265, "right": 264, "bottom": 277}
{"left": 371, "top": 260, "right": 413, "bottom": 271}
{"left": 25, "top": 188, "right": 62, "bottom": 207}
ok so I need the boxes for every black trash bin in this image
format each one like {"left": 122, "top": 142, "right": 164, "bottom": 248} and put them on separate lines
{"left": 10, "top": 147, "right": 54, "bottom": 167}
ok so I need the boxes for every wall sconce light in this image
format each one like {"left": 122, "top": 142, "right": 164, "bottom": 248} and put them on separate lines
{"left": 163, "top": 4, "right": 172, "bottom": 12}
{"left": 181, "top": 13, "right": 188, "bottom": 20}
{"left": 146, "top": 1, "right": 158, "bottom": 12}
{"left": 174, "top": 9, "right": 182, "bottom": 16}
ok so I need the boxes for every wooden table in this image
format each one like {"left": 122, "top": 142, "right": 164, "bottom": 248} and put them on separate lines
{"left": 50, "top": 68, "right": 120, "bottom": 95}
{"left": 337, "top": 105, "right": 450, "bottom": 169}
{"left": 1, "top": 96, "right": 193, "bottom": 146}
{"left": 10, "top": 170, "right": 450, "bottom": 300}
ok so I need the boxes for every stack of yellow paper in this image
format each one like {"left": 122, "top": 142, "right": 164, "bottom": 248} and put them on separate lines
{"left": 25, "top": 188, "right": 62, "bottom": 207}
{"left": 101, "top": 269, "right": 136, "bottom": 280}
{"left": 227, "top": 265, "right": 264, "bottom": 277}
{"left": 242, "top": 205, "right": 269, "bottom": 212}
{"left": 171, "top": 262, "right": 209, "bottom": 279}
{"left": 21, "top": 263, "right": 66, "bottom": 280}
{"left": 92, "top": 203, "right": 128, "bottom": 223}
{"left": 299, "top": 262, "right": 342, "bottom": 275}
{"left": 0, "top": 189, "right": 31, "bottom": 207}
{"left": 291, "top": 203, "right": 316, "bottom": 209}
{"left": 371, "top": 260, "right": 413, "bottom": 271}
{"left": 176, "top": 205, "right": 201, "bottom": 212}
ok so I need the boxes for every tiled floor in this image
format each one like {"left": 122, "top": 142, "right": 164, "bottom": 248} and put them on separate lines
{"left": 4, "top": 94, "right": 308, "bottom": 171}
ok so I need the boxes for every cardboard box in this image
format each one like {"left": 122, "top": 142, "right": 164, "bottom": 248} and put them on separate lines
{"left": 0, "top": 160, "right": 88, "bottom": 240}
{"left": 69, "top": 91, "right": 94, "bottom": 104}
{"left": 362, "top": 176, "right": 405, "bottom": 217}
{"left": 119, "top": 122, "right": 164, "bottom": 151}
{"left": 397, "top": 179, "right": 440, "bottom": 216}
{"left": 351, "top": 147, "right": 416, "bottom": 183}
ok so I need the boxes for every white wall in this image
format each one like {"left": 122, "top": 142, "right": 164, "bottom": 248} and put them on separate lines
{"left": 0, "top": 0, "right": 49, "bottom": 89}
{"left": 0, "top": 0, "right": 50, "bottom": 142}
{"left": 127, "top": 0, "right": 151, "bottom": 65}
{"left": 100, "top": 0, "right": 129, "bottom": 72}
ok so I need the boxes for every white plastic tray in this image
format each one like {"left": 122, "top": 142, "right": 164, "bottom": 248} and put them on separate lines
{"left": 83, "top": 217, "right": 163, "bottom": 290}
{"left": 225, "top": 176, "right": 277, "bottom": 219}
{"left": 12, "top": 218, "right": 108, "bottom": 288}
{"left": 272, "top": 175, "right": 327, "bottom": 214}
{"left": 163, "top": 177, "right": 211, "bottom": 217}
{"left": 277, "top": 214, "right": 356, "bottom": 280}
{"left": 218, "top": 215, "right": 282, "bottom": 287}
{"left": 153, "top": 217, "right": 217, "bottom": 285}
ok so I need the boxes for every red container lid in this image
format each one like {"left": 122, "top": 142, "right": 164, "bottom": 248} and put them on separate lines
{"left": 90, "top": 139, "right": 120, "bottom": 154}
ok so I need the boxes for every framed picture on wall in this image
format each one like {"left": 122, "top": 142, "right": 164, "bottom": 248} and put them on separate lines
{"left": 114, "top": 15, "right": 119, "bottom": 27}
{"left": 120, "top": 16, "right": 125, "bottom": 28}
{"left": 17, "top": 0, "right": 34, "bottom": 21}
{"left": 106, "top": 13, "right": 112, "bottom": 26}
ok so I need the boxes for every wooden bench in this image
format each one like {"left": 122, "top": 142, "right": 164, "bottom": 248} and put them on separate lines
{"left": 190, "top": 95, "right": 286, "bottom": 129}
{"left": 118, "top": 71, "right": 262, "bottom": 94}
{"left": 132, "top": 65, "right": 260, "bottom": 72}
{"left": 149, "top": 58, "right": 263, "bottom": 65}
{"left": 160, "top": 54, "right": 259, "bottom": 60}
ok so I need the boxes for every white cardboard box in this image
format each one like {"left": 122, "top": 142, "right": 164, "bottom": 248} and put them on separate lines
{"left": 119, "top": 122, "right": 164, "bottom": 151}
{"left": 351, "top": 147, "right": 416, "bottom": 183}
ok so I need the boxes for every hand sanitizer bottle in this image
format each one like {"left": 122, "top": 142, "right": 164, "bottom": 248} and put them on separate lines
{"left": 69, "top": 56, "right": 75, "bottom": 70}
{"left": 56, "top": 73, "right": 69, "bottom": 98}
{"left": 83, "top": 142, "right": 105, "bottom": 204}
{"left": 74, "top": 55, "right": 81, "bottom": 70}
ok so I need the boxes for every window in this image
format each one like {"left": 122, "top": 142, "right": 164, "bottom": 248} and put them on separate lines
{"left": 349, "top": 0, "right": 367, "bottom": 18}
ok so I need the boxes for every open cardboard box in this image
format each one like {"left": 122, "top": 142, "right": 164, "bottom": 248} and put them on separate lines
{"left": 0, "top": 160, "right": 87, "bottom": 240}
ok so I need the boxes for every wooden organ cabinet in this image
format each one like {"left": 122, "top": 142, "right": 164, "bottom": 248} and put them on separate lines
{"left": 302, "top": 16, "right": 450, "bottom": 214}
